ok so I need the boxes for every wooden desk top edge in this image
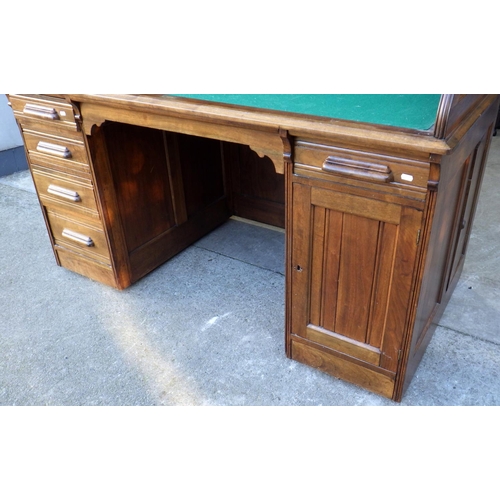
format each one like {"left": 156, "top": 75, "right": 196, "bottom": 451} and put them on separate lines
{"left": 63, "top": 94, "right": 454, "bottom": 156}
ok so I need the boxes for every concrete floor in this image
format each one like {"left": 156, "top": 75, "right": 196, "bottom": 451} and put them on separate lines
{"left": 1, "top": 137, "right": 499, "bottom": 406}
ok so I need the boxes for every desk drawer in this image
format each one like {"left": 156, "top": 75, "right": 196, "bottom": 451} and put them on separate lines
{"left": 294, "top": 141, "right": 430, "bottom": 193}
{"left": 30, "top": 153, "right": 92, "bottom": 179}
{"left": 24, "top": 130, "right": 90, "bottom": 166}
{"left": 46, "top": 210, "right": 111, "bottom": 264}
{"left": 32, "top": 167, "right": 100, "bottom": 218}
{"left": 55, "top": 247, "right": 117, "bottom": 288}
{"left": 9, "top": 94, "right": 78, "bottom": 128}
{"left": 19, "top": 117, "right": 86, "bottom": 143}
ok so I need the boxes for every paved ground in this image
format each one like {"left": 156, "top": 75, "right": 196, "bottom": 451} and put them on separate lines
{"left": 1, "top": 137, "right": 499, "bottom": 406}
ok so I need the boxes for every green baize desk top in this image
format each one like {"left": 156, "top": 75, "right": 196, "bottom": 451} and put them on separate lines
{"left": 170, "top": 94, "right": 441, "bottom": 131}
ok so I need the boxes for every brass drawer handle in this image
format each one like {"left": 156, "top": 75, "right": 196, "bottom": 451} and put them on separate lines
{"left": 62, "top": 229, "right": 94, "bottom": 247}
{"left": 47, "top": 185, "right": 81, "bottom": 202}
{"left": 36, "top": 141, "right": 72, "bottom": 159}
{"left": 24, "top": 103, "right": 60, "bottom": 120}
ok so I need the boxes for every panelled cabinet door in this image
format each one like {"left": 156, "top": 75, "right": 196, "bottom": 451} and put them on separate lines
{"left": 289, "top": 181, "right": 423, "bottom": 397}
{"left": 442, "top": 136, "right": 489, "bottom": 296}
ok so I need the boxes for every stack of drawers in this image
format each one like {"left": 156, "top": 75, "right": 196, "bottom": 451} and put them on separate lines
{"left": 8, "top": 94, "right": 117, "bottom": 287}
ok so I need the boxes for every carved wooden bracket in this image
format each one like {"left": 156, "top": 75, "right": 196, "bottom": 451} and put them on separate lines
{"left": 247, "top": 129, "right": 292, "bottom": 174}
{"left": 239, "top": 131, "right": 287, "bottom": 174}
{"left": 81, "top": 117, "right": 105, "bottom": 136}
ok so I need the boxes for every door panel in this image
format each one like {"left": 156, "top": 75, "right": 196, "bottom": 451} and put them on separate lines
{"left": 290, "top": 181, "right": 422, "bottom": 374}
{"left": 335, "top": 212, "right": 381, "bottom": 342}
{"left": 444, "top": 138, "right": 487, "bottom": 294}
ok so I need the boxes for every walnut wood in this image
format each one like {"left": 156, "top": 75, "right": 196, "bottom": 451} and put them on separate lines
{"left": 66, "top": 94, "right": 452, "bottom": 157}
{"left": 163, "top": 132, "right": 188, "bottom": 225}
{"left": 223, "top": 143, "right": 285, "bottom": 228}
{"left": 290, "top": 171, "right": 423, "bottom": 396}
{"left": 291, "top": 335, "right": 396, "bottom": 399}
{"left": 306, "top": 325, "right": 382, "bottom": 365}
{"left": 7, "top": 93, "right": 500, "bottom": 402}
{"left": 282, "top": 129, "right": 294, "bottom": 359}
{"left": 55, "top": 247, "right": 116, "bottom": 287}
{"left": 9, "top": 94, "right": 78, "bottom": 128}
{"left": 24, "top": 131, "right": 89, "bottom": 165}
{"left": 46, "top": 209, "right": 110, "bottom": 262}
{"left": 174, "top": 133, "right": 225, "bottom": 219}
{"left": 323, "top": 155, "right": 394, "bottom": 183}
{"left": 434, "top": 94, "right": 487, "bottom": 140}
{"left": 31, "top": 167, "right": 99, "bottom": 219}
{"left": 295, "top": 141, "right": 430, "bottom": 198}
{"left": 101, "top": 122, "right": 176, "bottom": 253}
{"left": 128, "top": 197, "right": 229, "bottom": 283}
{"left": 87, "top": 122, "right": 230, "bottom": 288}
{"left": 77, "top": 100, "right": 287, "bottom": 174}
{"left": 397, "top": 101, "right": 498, "bottom": 400}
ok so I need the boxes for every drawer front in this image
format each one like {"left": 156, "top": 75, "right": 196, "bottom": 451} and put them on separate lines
{"left": 19, "top": 115, "right": 86, "bottom": 143}
{"left": 30, "top": 153, "right": 92, "bottom": 179}
{"left": 294, "top": 141, "right": 430, "bottom": 193}
{"left": 55, "top": 247, "right": 117, "bottom": 288}
{"left": 24, "top": 130, "right": 90, "bottom": 166}
{"left": 32, "top": 168, "right": 100, "bottom": 218}
{"left": 46, "top": 210, "right": 111, "bottom": 263}
{"left": 9, "top": 94, "right": 78, "bottom": 128}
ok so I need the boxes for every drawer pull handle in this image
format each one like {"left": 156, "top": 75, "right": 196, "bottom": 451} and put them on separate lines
{"left": 36, "top": 141, "right": 72, "bottom": 159}
{"left": 48, "top": 185, "right": 81, "bottom": 202}
{"left": 323, "top": 156, "right": 394, "bottom": 183}
{"left": 62, "top": 229, "right": 94, "bottom": 247}
{"left": 23, "top": 103, "right": 60, "bottom": 120}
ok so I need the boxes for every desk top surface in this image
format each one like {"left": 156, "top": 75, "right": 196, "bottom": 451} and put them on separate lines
{"left": 169, "top": 94, "right": 442, "bottom": 131}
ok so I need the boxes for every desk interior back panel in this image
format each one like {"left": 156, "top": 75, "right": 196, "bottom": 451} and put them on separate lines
{"left": 174, "top": 134, "right": 226, "bottom": 218}
{"left": 223, "top": 143, "right": 285, "bottom": 229}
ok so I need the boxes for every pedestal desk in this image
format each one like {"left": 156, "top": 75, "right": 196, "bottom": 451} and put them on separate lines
{"left": 7, "top": 94, "right": 499, "bottom": 401}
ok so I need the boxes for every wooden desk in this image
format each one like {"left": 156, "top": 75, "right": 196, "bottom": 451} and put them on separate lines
{"left": 8, "top": 94, "right": 499, "bottom": 401}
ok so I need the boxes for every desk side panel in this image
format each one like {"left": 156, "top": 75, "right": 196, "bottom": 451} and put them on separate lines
{"left": 400, "top": 98, "right": 498, "bottom": 397}
{"left": 87, "top": 123, "right": 230, "bottom": 286}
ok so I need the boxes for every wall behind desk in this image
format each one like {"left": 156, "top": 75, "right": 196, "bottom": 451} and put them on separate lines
{"left": 0, "top": 94, "right": 27, "bottom": 176}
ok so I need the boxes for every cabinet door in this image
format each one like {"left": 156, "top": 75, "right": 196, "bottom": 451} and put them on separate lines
{"left": 289, "top": 181, "right": 423, "bottom": 396}
{"left": 442, "top": 137, "right": 489, "bottom": 296}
